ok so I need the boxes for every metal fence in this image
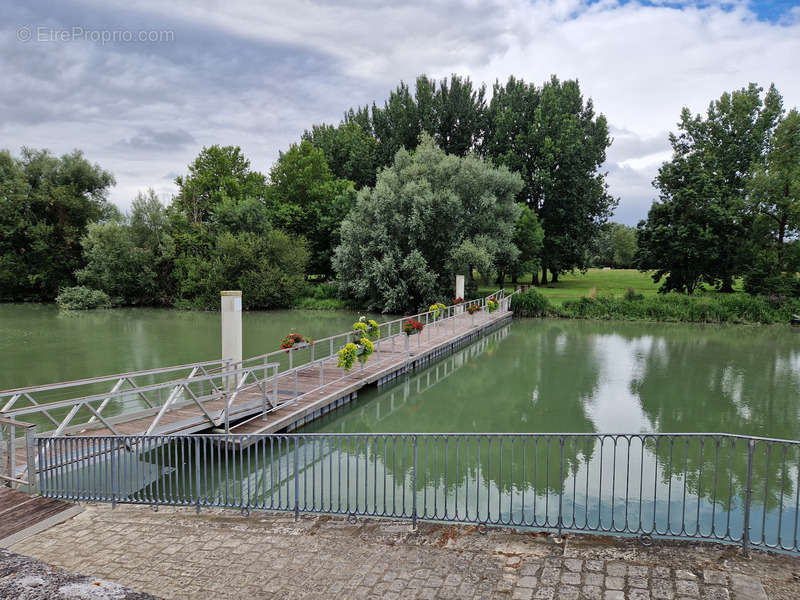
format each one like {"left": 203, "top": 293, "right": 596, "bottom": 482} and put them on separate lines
{"left": 38, "top": 432, "right": 800, "bottom": 555}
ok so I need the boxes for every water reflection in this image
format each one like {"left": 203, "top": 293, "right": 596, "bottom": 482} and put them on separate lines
{"left": 37, "top": 318, "right": 800, "bottom": 551}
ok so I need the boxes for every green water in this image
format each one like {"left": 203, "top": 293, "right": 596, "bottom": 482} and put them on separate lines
{"left": 0, "top": 303, "right": 377, "bottom": 391}
{"left": 302, "top": 319, "right": 800, "bottom": 440}
{"left": 9, "top": 305, "right": 800, "bottom": 547}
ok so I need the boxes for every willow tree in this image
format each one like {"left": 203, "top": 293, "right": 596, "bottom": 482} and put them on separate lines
{"left": 333, "top": 134, "right": 522, "bottom": 313}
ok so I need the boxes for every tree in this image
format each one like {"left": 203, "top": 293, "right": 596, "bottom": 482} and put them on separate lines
{"left": 190, "top": 230, "right": 309, "bottom": 310}
{"left": 507, "top": 206, "right": 544, "bottom": 284}
{"left": 341, "top": 74, "right": 487, "bottom": 170}
{"left": 77, "top": 189, "right": 176, "bottom": 305}
{"left": 744, "top": 109, "right": 800, "bottom": 294}
{"left": 637, "top": 84, "right": 783, "bottom": 293}
{"left": 0, "top": 148, "right": 114, "bottom": 300}
{"left": 482, "top": 76, "right": 616, "bottom": 283}
{"left": 172, "top": 145, "right": 268, "bottom": 227}
{"left": 303, "top": 121, "right": 378, "bottom": 189}
{"left": 267, "top": 141, "right": 356, "bottom": 277}
{"left": 333, "top": 134, "right": 522, "bottom": 312}
{"left": 169, "top": 145, "right": 311, "bottom": 307}
{"left": 590, "top": 222, "right": 637, "bottom": 268}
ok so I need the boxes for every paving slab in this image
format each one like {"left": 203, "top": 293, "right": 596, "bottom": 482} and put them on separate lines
{"left": 9, "top": 504, "right": 800, "bottom": 599}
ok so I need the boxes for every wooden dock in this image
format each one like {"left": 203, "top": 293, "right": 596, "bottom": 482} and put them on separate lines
{"left": 227, "top": 310, "right": 512, "bottom": 438}
{"left": 0, "top": 487, "right": 81, "bottom": 547}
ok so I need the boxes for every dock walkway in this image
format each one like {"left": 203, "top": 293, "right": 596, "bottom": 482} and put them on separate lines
{"left": 1, "top": 292, "right": 516, "bottom": 479}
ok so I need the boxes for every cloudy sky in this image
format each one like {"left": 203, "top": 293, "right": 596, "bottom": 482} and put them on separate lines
{"left": 2, "top": 0, "right": 799, "bottom": 225}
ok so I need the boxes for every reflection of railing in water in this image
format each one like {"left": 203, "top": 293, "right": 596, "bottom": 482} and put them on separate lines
{"left": 38, "top": 432, "right": 800, "bottom": 556}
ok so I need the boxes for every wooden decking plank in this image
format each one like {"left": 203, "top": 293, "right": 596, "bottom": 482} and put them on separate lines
{"left": 0, "top": 487, "right": 78, "bottom": 543}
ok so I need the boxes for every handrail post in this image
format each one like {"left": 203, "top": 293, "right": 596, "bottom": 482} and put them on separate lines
{"left": 742, "top": 439, "right": 755, "bottom": 557}
{"left": 0, "top": 423, "right": 9, "bottom": 489}
{"left": 24, "top": 425, "right": 36, "bottom": 495}
{"left": 224, "top": 393, "right": 230, "bottom": 433}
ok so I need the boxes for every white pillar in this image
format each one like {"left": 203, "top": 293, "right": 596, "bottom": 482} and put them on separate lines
{"left": 455, "top": 275, "right": 465, "bottom": 300}
{"left": 221, "top": 291, "right": 242, "bottom": 391}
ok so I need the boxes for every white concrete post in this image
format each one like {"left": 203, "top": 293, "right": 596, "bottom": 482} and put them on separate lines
{"left": 221, "top": 291, "right": 242, "bottom": 391}
{"left": 455, "top": 275, "right": 465, "bottom": 300}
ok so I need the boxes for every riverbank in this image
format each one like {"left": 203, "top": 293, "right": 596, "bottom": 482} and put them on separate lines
{"left": 11, "top": 504, "right": 794, "bottom": 599}
{"left": 510, "top": 288, "right": 800, "bottom": 325}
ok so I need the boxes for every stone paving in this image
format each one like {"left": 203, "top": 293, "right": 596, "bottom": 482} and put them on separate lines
{"left": 9, "top": 504, "right": 800, "bottom": 599}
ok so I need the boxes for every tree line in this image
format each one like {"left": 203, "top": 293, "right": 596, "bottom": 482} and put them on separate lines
{"left": 636, "top": 84, "right": 800, "bottom": 296}
{"left": 1, "top": 73, "right": 618, "bottom": 312}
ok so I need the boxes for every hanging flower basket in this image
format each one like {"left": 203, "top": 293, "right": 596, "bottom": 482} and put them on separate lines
{"left": 403, "top": 318, "right": 424, "bottom": 335}
{"left": 280, "top": 332, "right": 312, "bottom": 351}
{"left": 486, "top": 298, "right": 499, "bottom": 313}
{"left": 337, "top": 336, "right": 375, "bottom": 371}
{"left": 352, "top": 317, "right": 380, "bottom": 342}
{"left": 428, "top": 302, "right": 447, "bottom": 320}
{"left": 466, "top": 304, "right": 481, "bottom": 315}
{"left": 453, "top": 297, "right": 463, "bottom": 305}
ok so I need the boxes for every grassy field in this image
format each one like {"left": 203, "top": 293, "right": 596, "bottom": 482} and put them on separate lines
{"left": 478, "top": 269, "right": 660, "bottom": 306}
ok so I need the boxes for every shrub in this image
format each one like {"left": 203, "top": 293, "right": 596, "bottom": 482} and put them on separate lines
{"left": 556, "top": 293, "right": 800, "bottom": 324}
{"left": 510, "top": 289, "right": 551, "bottom": 317}
{"left": 56, "top": 286, "right": 112, "bottom": 310}
{"left": 623, "top": 287, "right": 644, "bottom": 301}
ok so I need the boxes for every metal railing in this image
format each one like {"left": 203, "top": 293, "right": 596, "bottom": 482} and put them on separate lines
{"left": 234, "top": 288, "right": 513, "bottom": 387}
{"left": 0, "top": 417, "right": 36, "bottom": 494}
{"left": 38, "top": 432, "right": 800, "bottom": 555}
{"left": 0, "top": 290, "right": 514, "bottom": 439}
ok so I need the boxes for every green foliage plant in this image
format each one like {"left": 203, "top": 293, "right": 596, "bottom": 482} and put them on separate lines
{"left": 55, "top": 286, "right": 112, "bottom": 310}
{"left": 337, "top": 343, "right": 358, "bottom": 371}
{"left": 510, "top": 289, "right": 551, "bottom": 317}
{"left": 429, "top": 302, "right": 447, "bottom": 320}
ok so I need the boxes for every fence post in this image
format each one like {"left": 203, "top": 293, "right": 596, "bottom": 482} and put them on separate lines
{"left": 195, "top": 437, "right": 201, "bottom": 513}
{"left": 24, "top": 426, "right": 36, "bottom": 496}
{"left": 412, "top": 435, "right": 418, "bottom": 530}
{"left": 558, "top": 437, "right": 565, "bottom": 537}
{"left": 110, "top": 438, "right": 117, "bottom": 509}
{"left": 742, "top": 439, "right": 755, "bottom": 557}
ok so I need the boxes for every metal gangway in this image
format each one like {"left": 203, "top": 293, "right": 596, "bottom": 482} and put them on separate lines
{"left": 1, "top": 290, "right": 517, "bottom": 487}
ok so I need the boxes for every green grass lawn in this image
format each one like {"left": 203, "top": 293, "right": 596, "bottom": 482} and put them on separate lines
{"left": 478, "top": 269, "right": 660, "bottom": 306}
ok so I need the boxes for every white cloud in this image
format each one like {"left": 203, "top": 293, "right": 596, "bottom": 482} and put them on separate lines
{"left": 1, "top": 0, "right": 798, "bottom": 222}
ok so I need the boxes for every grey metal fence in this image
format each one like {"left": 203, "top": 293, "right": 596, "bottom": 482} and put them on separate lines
{"left": 38, "top": 432, "right": 800, "bottom": 555}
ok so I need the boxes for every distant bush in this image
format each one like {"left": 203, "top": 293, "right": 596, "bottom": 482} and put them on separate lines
{"left": 557, "top": 293, "right": 800, "bottom": 324}
{"left": 623, "top": 287, "right": 644, "bottom": 301}
{"left": 56, "top": 286, "right": 112, "bottom": 310}
{"left": 510, "top": 289, "right": 551, "bottom": 317}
